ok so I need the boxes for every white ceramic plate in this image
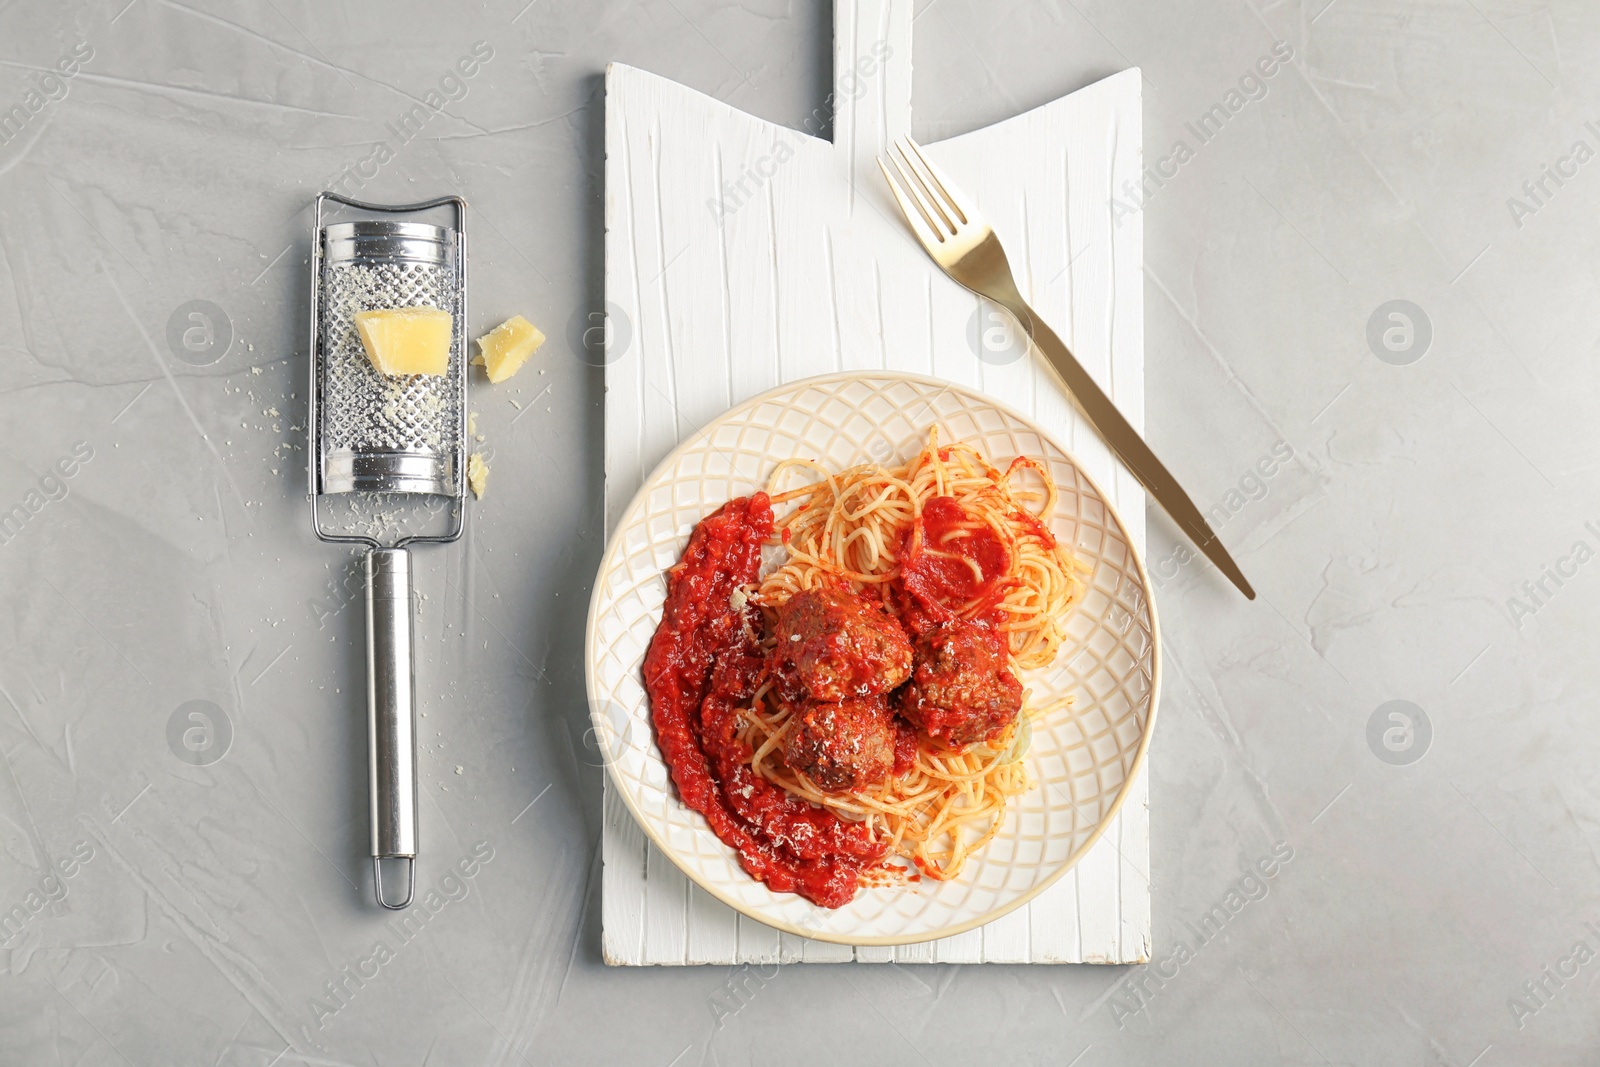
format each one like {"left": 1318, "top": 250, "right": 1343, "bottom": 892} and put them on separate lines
{"left": 585, "top": 372, "right": 1159, "bottom": 945}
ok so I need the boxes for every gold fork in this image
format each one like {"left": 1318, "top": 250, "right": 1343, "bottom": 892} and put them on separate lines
{"left": 878, "top": 137, "right": 1255, "bottom": 600}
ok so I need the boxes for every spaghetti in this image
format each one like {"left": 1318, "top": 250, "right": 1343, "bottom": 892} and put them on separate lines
{"left": 737, "top": 428, "right": 1088, "bottom": 881}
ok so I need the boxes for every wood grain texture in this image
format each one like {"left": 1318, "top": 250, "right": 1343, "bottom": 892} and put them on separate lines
{"left": 602, "top": 0, "right": 1150, "bottom": 965}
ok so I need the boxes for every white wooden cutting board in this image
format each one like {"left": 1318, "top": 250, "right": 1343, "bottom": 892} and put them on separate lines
{"left": 601, "top": 0, "right": 1150, "bottom": 965}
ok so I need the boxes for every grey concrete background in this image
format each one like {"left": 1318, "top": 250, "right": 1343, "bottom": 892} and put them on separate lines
{"left": 0, "top": 0, "right": 1595, "bottom": 1063}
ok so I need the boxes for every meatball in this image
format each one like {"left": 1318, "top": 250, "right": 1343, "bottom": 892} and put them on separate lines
{"left": 897, "top": 620, "right": 1023, "bottom": 749}
{"left": 783, "top": 696, "right": 895, "bottom": 793}
{"left": 771, "top": 586, "right": 913, "bottom": 702}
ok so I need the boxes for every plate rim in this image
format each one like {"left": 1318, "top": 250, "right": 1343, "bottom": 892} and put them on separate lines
{"left": 585, "top": 369, "right": 1163, "bottom": 946}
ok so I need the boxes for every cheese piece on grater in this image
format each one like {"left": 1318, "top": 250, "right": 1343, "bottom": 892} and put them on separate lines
{"left": 354, "top": 307, "right": 453, "bottom": 377}
{"left": 472, "top": 315, "right": 544, "bottom": 383}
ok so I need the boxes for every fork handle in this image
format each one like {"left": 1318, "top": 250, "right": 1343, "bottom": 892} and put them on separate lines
{"left": 998, "top": 296, "right": 1256, "bottom": 600}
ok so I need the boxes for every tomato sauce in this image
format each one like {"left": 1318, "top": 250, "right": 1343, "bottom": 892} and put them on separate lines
{"left": 643, "top": 494, "right": 885, "bottom": 909}
{"left": 892, "top": 717, "right": 919, "bottom": 776}
{"left": 895, "top": 496, "right": 1013, "bottom": 628}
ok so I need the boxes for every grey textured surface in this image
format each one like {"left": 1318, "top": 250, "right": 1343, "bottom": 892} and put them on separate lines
{"left": 0, "top": 0, "right": 1592, "bottom": 1064}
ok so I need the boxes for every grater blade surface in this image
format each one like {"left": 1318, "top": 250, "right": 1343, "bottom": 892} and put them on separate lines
{"left": 316, "top": 222, "right": 464, "bottom": 498}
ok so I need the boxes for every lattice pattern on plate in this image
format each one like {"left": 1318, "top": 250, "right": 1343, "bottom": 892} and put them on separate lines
{"left": 586, "top": 373, "right": 1159, "bottom": 944}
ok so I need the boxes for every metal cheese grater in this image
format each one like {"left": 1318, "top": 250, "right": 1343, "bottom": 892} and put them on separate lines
{"left": 308, "top": 191, "right": 468, "bottom": 909}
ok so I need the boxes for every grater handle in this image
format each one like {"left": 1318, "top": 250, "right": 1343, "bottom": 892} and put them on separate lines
{"left": 366, "top": 547, "right": 418, "bottom": 909}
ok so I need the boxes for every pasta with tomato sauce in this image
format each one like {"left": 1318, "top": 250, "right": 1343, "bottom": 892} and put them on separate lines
{"left": 642, "top": 427, "right": 1086, "bottom": 907}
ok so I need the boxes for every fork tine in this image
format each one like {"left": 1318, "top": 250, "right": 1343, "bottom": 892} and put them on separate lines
{"left": 877, "top": 156, "right": 945, "bottom": 248}
{"left": 889, "top": 145, "right": 956, "bottom": 237}
{"left": 884, "top": 152, "right": 951, "bottom": 238}
{"left": 899, "top": 137, "right": 972, "bottom": 226}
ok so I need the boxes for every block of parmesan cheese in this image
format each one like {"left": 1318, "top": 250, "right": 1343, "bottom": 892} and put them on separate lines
{"left": 472, "top": 315, "right": 545, "bottom": 384}
{"left": 353, "top": 307, "right": 453, "bottom": 376}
